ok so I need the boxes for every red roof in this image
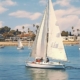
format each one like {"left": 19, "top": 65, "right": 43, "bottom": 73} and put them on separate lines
{"left": 17, "top": 33, "right": 31, "bottom": 37}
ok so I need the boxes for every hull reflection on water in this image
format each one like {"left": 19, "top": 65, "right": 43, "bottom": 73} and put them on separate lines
{"left": 27, "top": 68, "right": 68, "bottom": 80}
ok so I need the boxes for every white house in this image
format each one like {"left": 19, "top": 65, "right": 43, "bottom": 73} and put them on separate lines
{"left": 62, "top": 36, "right": 68, "bottom": 41}
{"left": 77, "top": 36, "right": 80, "bottom": 41}
{"left": 68, "top": 36, "right": 75, "bottom": 41}
{"left": 62, "top": 36, "right": 76, "bottom": 41}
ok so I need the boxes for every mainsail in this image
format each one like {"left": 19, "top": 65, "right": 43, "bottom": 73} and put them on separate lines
{"left": 47, "top": 0, "right": 67, "bottom": 61}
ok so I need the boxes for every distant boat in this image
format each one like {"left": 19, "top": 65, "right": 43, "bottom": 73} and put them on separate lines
{"left": 17, "top": 39, "right": 24, "bottom": 50}
{"left": 0, "top": 45, "right": 4, "bottom": 48}
{"left": 28, "top": 40, "right": 31, "bottom": 49}
{"left": 25, "top": 0, "right": 68, "bottom": 69}
{"left": 69, "top": 44, "right": 73, "bottom": 46}
{"left": 79, "top": 40, "right": 80, "bottom": 50}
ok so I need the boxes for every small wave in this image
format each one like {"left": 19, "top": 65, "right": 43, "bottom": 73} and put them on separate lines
{"left": 65, "top": 66, "right": 80, "bottom": 70}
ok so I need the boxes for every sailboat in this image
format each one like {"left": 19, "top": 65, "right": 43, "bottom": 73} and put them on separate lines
{"left": 17, "top": 38, "right": 24, "bottom": 49}
{"left": 79, "top": 40, "right": 80, "bottom": 50}
{"left": 0, "top": 45, "right": 4, "bottom": 48}
{"left": 26, "top": 0, "right": 67, "bottom": 69}
{"left": 79, "top": 44, "right": 80, "bottom": 50}
{"left": 28, "top": 40, "right": 31, "bottom": 49}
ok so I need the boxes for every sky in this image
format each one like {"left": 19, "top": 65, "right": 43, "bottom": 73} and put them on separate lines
{"left": 0, "top": 0, "right": 80, "bottom": 33}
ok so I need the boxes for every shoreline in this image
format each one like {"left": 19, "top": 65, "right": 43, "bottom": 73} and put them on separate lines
{"left": 0, "top": 41, "right": 79, "bottom": 46}
{"left": 0, "top": 41, "right": 33, "bottom": 46}
{"left": 63, "top": 41, "right": 79, "bottom": 45}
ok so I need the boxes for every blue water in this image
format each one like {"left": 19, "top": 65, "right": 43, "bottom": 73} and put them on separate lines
{"left": 0, "top": 45, "right": 80, "bottom": 80}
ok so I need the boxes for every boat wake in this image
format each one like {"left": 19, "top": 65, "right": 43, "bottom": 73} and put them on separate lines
{"left": 65, "top": 66, "right": 80, "bottom": 70}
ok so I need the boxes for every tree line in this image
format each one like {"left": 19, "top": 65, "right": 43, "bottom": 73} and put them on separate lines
{"left": 33, "top": 24, "right": 80, "bottom": 36}
{"left": 0, "top": 26, "right": 80, "bottom": 39}
{"left": 0, "top": 26, "right": 36, "bottom": 41}
{"left": 0, "top": 26, "right": 21, "bottom": 38}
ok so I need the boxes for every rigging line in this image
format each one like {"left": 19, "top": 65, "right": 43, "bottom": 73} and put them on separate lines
{"left": 46, "top": 0, "right": 49, "bottom": 57}
{"left": 39, "top": 4, "right": 48, "bottom": 59}
{"left": 44, "top": 5, "right": 48, "bottom": 58}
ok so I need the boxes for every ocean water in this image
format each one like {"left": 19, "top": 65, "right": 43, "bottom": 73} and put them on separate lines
{"left": 0, "top": 45, "right": 80, "bottom": 80}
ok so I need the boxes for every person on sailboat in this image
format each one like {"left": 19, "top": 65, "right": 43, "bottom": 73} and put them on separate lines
{"left": 35, "top": 57, "right": 43, "bottom": 62}
{"left": 46, "top": 57, "right": 49, "bottom": 62}
{"left": 35, "top": 58, "right": 40, "bottom": 62}
{"left": 43, "top": 57, "right": 49, "bottom": 63}
{"left": 40, "top": 57, "right": 43, "bottom": 62}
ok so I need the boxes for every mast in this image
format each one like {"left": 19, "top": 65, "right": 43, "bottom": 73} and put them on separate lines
{"left": 43, "top": 4, "right": 48, "bottom": 60}
{"left": 46, "top": 0, "right": 49, "bottom": 58}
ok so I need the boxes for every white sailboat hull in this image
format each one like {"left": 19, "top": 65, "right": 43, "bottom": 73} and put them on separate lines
{"left": 26, "top": 61, "right": 65, "bottom": 69}
{"left": 0, "top": 46, "right": 4, "bottom": 48}
{"left": 79, "top": 48, "right": 80, "bottom": 50}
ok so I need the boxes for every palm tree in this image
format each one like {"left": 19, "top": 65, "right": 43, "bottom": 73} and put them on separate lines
{"left": 36, "top": 25, "right": 39, "bottom": 30}
{"left": 33, "top": 24, "right": 37, "bottom": 34}
{"left": 33, "top": 24, "right": 35, "bottom": 27}
{"left": 71, "top": 26, "right": 76, "bottom": 41}
{"left": 22, "top": 26, "right": 25, "bottom": 33}
{"left": 72, "top": 26, "right": 74, "bottom": 29}
{"left": 33, "top": 24, "right": 39, "bottom": 33}
{"left": 28, "top": 28, "right": 30, "bottom": 33}
{"left": 36, "top": 25, "right": 39, "bottom": 34}
{"left": 77, "top": 29, "right": 79, "bottom": 36}
{"left": 79, "top": 29, "right": 80, "bottom": 36}
{"left": 22, "top": 26, "right": 25, "bottom": 37}
{"left": 72, "top": 26, "right": 74, "bottom": 36}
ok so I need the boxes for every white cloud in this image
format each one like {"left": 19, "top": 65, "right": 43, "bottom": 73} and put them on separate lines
{"left": 0, "top": 0, "right": 17, "bottom": 6}
{"left": 39, "top": 0, "right": 72, "bottom": 7}
{"left": 53, "top": 0, "right": 71, "bottom": 7}
{"left": 76, "top": 20, "right": 80, "bottom": 29}
{"left": 35, "top": 23, "right": 40, "bottom": 26}
{"left": 55, "top": 6, "right": 80, "bottom": 31}
{"left": 72, "top": 19, "right": 80, "bottom": 33}
{"left": 0, "top": 6, "right": 8, "bottom": 14}
{"left": 57, "top": 15, "right": 79, "bottom": 30}
{"left": 51, "top": 0, "right": 80, "bottom": 32}
{"left": 39, "top": 0, "right": 46, "bottom": 5}
{"left": 0, "top": 21, "right": 3, "bottom": 28}
{"left": 9, "top": 10, "right": 42, "bottom": 20}
{"left": 0, "top": 0, "right": 17, "bottom": 14}
{"left": 55, "top": 7, "right": 80, "bottom": 19}
{"left": 29, "top": 12, "right": 42, "bottom": 20}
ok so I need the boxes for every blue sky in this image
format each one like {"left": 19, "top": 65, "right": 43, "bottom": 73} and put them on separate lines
{"left": 0, "top": 0, "right": 80, "bottom": 33}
